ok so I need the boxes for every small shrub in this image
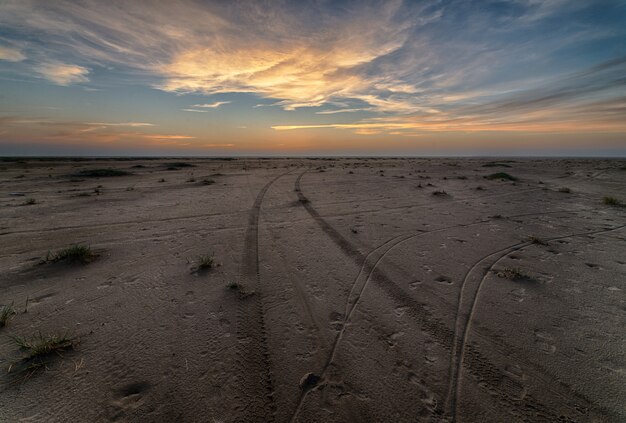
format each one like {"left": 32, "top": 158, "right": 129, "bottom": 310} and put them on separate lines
{"left": 528, "top": 236, "right": 548, "bottom": 246}
{"left": 476, "top": 186, "right": 485, "bottom": 191}
{"left": 77, "top": 192, "right": 90, "bottom": 197}
{"left": 603, "top": 196, "right": 622, "bottom": 206}
{"left": 227, "top": 282, "right": 241, "bottom": 290}
{"left": 484, "top": 172, "right": 517, "bottom": 181}
{"left": 187, "top": 177, "right": 196, "bottom": 183}
{"left": 558, "top": 187, "right": 571, "bottom": 193}
{"left": 432, "top": 190, "right": 448, "bottom": 196}
{"left": 0, "top": 302, "right": 16, "bottom": 328}
{"left": 497, "top": 267, "right": 527, "bottom": 281}
{"left": 23, "top": 198, "right": 36, "bottom": 205}
{"left": 46, "top": 245, "right": 96, "bottom": 264}
{"left": 158, "top": 178, "right": 166, "bottom": 183}
{"left": 201, "top": 179, "right": 215, "bottom": 185}
{"left": 197, "top": 254, "right": 216, "bottom": 270}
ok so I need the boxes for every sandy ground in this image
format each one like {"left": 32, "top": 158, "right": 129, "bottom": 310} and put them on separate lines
{"left": 0, "top": 157, "right": 625, "bottom": 423}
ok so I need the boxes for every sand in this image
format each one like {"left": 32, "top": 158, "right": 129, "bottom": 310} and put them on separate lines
{"left": 0, "top": 157, "right": 624, "bottom": 422}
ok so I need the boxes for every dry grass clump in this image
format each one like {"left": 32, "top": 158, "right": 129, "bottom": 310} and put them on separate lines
{"left": 196, "top": 254, "right": 217, "bottom": 270}
{"left": 45, "top": 244, "right": 97, "bottom": 264}
{"left": 528, "top": 236, "right": 548, "bottom": 245}
{"left": 0, "top": 302, "right": 17, "bottom": 327}
{"left": 603, "top": 196, "right": 623, "bottom": 206}
{"left": 497, "top": 267, "right": 529, "bottom": 281}
{"left": 9, "top": 332, "right": 76, "bottom": 376}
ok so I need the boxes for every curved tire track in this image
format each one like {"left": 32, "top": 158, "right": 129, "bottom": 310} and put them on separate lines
{"left": 294, "top": 170, "right": 612, "bottom": 423}
{"left": 447, "top": 223, "right": 626, "bottom": 422}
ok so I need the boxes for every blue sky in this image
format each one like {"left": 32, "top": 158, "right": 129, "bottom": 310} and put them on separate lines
{"left": 0, "top": 0, "right": 625, "bottom": 156}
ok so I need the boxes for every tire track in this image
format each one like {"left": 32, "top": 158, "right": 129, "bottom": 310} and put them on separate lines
{"left": 293, "top": 170, "right": 611, "bottom": 422}
{"left": 447, "top": 223, "right": 626, "bottom": 423}
{"left": 233, "top": 172, "right": 287, "bottom": 422}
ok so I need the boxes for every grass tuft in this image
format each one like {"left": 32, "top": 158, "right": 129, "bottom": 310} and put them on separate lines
{"left": 484, "top": 172, "right": 517, "bottom": 181}
{"left": 528, "top": 236, "right": 548, "bottom": 245}
{"left": 497, "top": 267, "right": 528, "bottom": 281}
{"left": 0, "top": 302, "right": 17, "bottom": 328}
{"left": 9, "top": 332, "right": 76, "bottom": 376}
{"left": 196, "top": 254, "right": 216, "bottom": 270}
{"left": 603, "top": 196, "right": 623, "bottom": 206}
{"left": 46, "top": 244, "right": 96, "bottom": 264}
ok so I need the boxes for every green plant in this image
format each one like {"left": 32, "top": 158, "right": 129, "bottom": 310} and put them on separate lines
{"left": 484, "top": 172, "right": 517, "bottom": 181}
{"left": 0, "top": 302, "right": 16, "bottom": 327}
{"left": 46, "top": 244, "right": 96, "bottom": 264}
{"left": 9, "top": 332, "right": 76, "bottom": 375}
{"left": 603, "top": 196, "right": 622, "bottom": 206}
{"left": 197, "top": 254, "right": 216, "bottom": 270}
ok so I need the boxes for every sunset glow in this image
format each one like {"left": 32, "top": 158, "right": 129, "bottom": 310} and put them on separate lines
{"left": 1, "top": 1, "right": 625, "bottom": 155}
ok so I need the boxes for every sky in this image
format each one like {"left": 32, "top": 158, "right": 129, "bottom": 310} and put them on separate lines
{"left": 0, "top": 0, "right": 625, "bottom": 156}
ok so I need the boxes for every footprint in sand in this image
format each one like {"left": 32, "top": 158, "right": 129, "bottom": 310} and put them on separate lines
{"left": 534, "top": 330, "right": 557, "bottom": 354}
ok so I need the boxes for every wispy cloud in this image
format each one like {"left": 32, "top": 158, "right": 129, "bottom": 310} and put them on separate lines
{"left": 0, "top": 0, "right": 625, "bottom": 146}
{"left": 183, "top": 101, "right": 231, "bottom": 112}
{"left": 36, "top": 62, "right": 89, "bottom": 85}
{"left": 0, "top": 46, "right": 25, "bottom": 62}
{"left": 192, "top": 101, "right": 231, "bottom": 108}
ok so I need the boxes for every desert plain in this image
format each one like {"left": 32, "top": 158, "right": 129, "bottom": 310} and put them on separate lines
{"left": 0, "top": 157, "right": 625, "bottom": 423}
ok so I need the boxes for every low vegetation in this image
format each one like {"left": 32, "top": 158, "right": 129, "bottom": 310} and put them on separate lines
{"left": 497, "top": 267, "right": 529, "bottom": 281}
{"left": 482, "top": 162, "right": 512, "bottom": 168}
{"left": 23, "top": 198, "right": 36, "bottom": 205}
{"left": 484, "top": 172, "right": 517, "bottom": 181}
{"left": 432, "top": 190, "right": 448, "bottom": 196}
{"left": 528, "top": 236, "right": 548, "bottom": 245}
{"left": 71, "top": 168, "right": 130, "bottom": 177}
{"left": 196, "top": 254, "right": 216, "bottom": 270}
{"left": 201, "top": 179, "right": 215, "bottom": 185}
{"left": 603, "top": 196, "right": 623, "bottom": 206}
{"left": 0, "top": 302, "right": 17, "bottom": 327}
{"left": 45, "top": 244, "right": 97, "bottom": 264}
{"left": 9, "top": 332, "right": 76, "bottom": 375}
{"left": 558, "top": 187, "right": 571, "bottom": 193}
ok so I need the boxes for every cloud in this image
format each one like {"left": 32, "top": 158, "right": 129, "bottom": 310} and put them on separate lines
{"left": 192, "top": 101, "right": 231, "bottom": 108}
{"left": 36, "top": 62, "right": 89, "bottom": 85}
{"left": 1, "top": 0, "right": 625, "bottom": 137}
{"left": 0, "top": 46, "right": 25, "bottom": 62}
{"left": 183, "top": 101, "right": 231, "bottom": 112}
